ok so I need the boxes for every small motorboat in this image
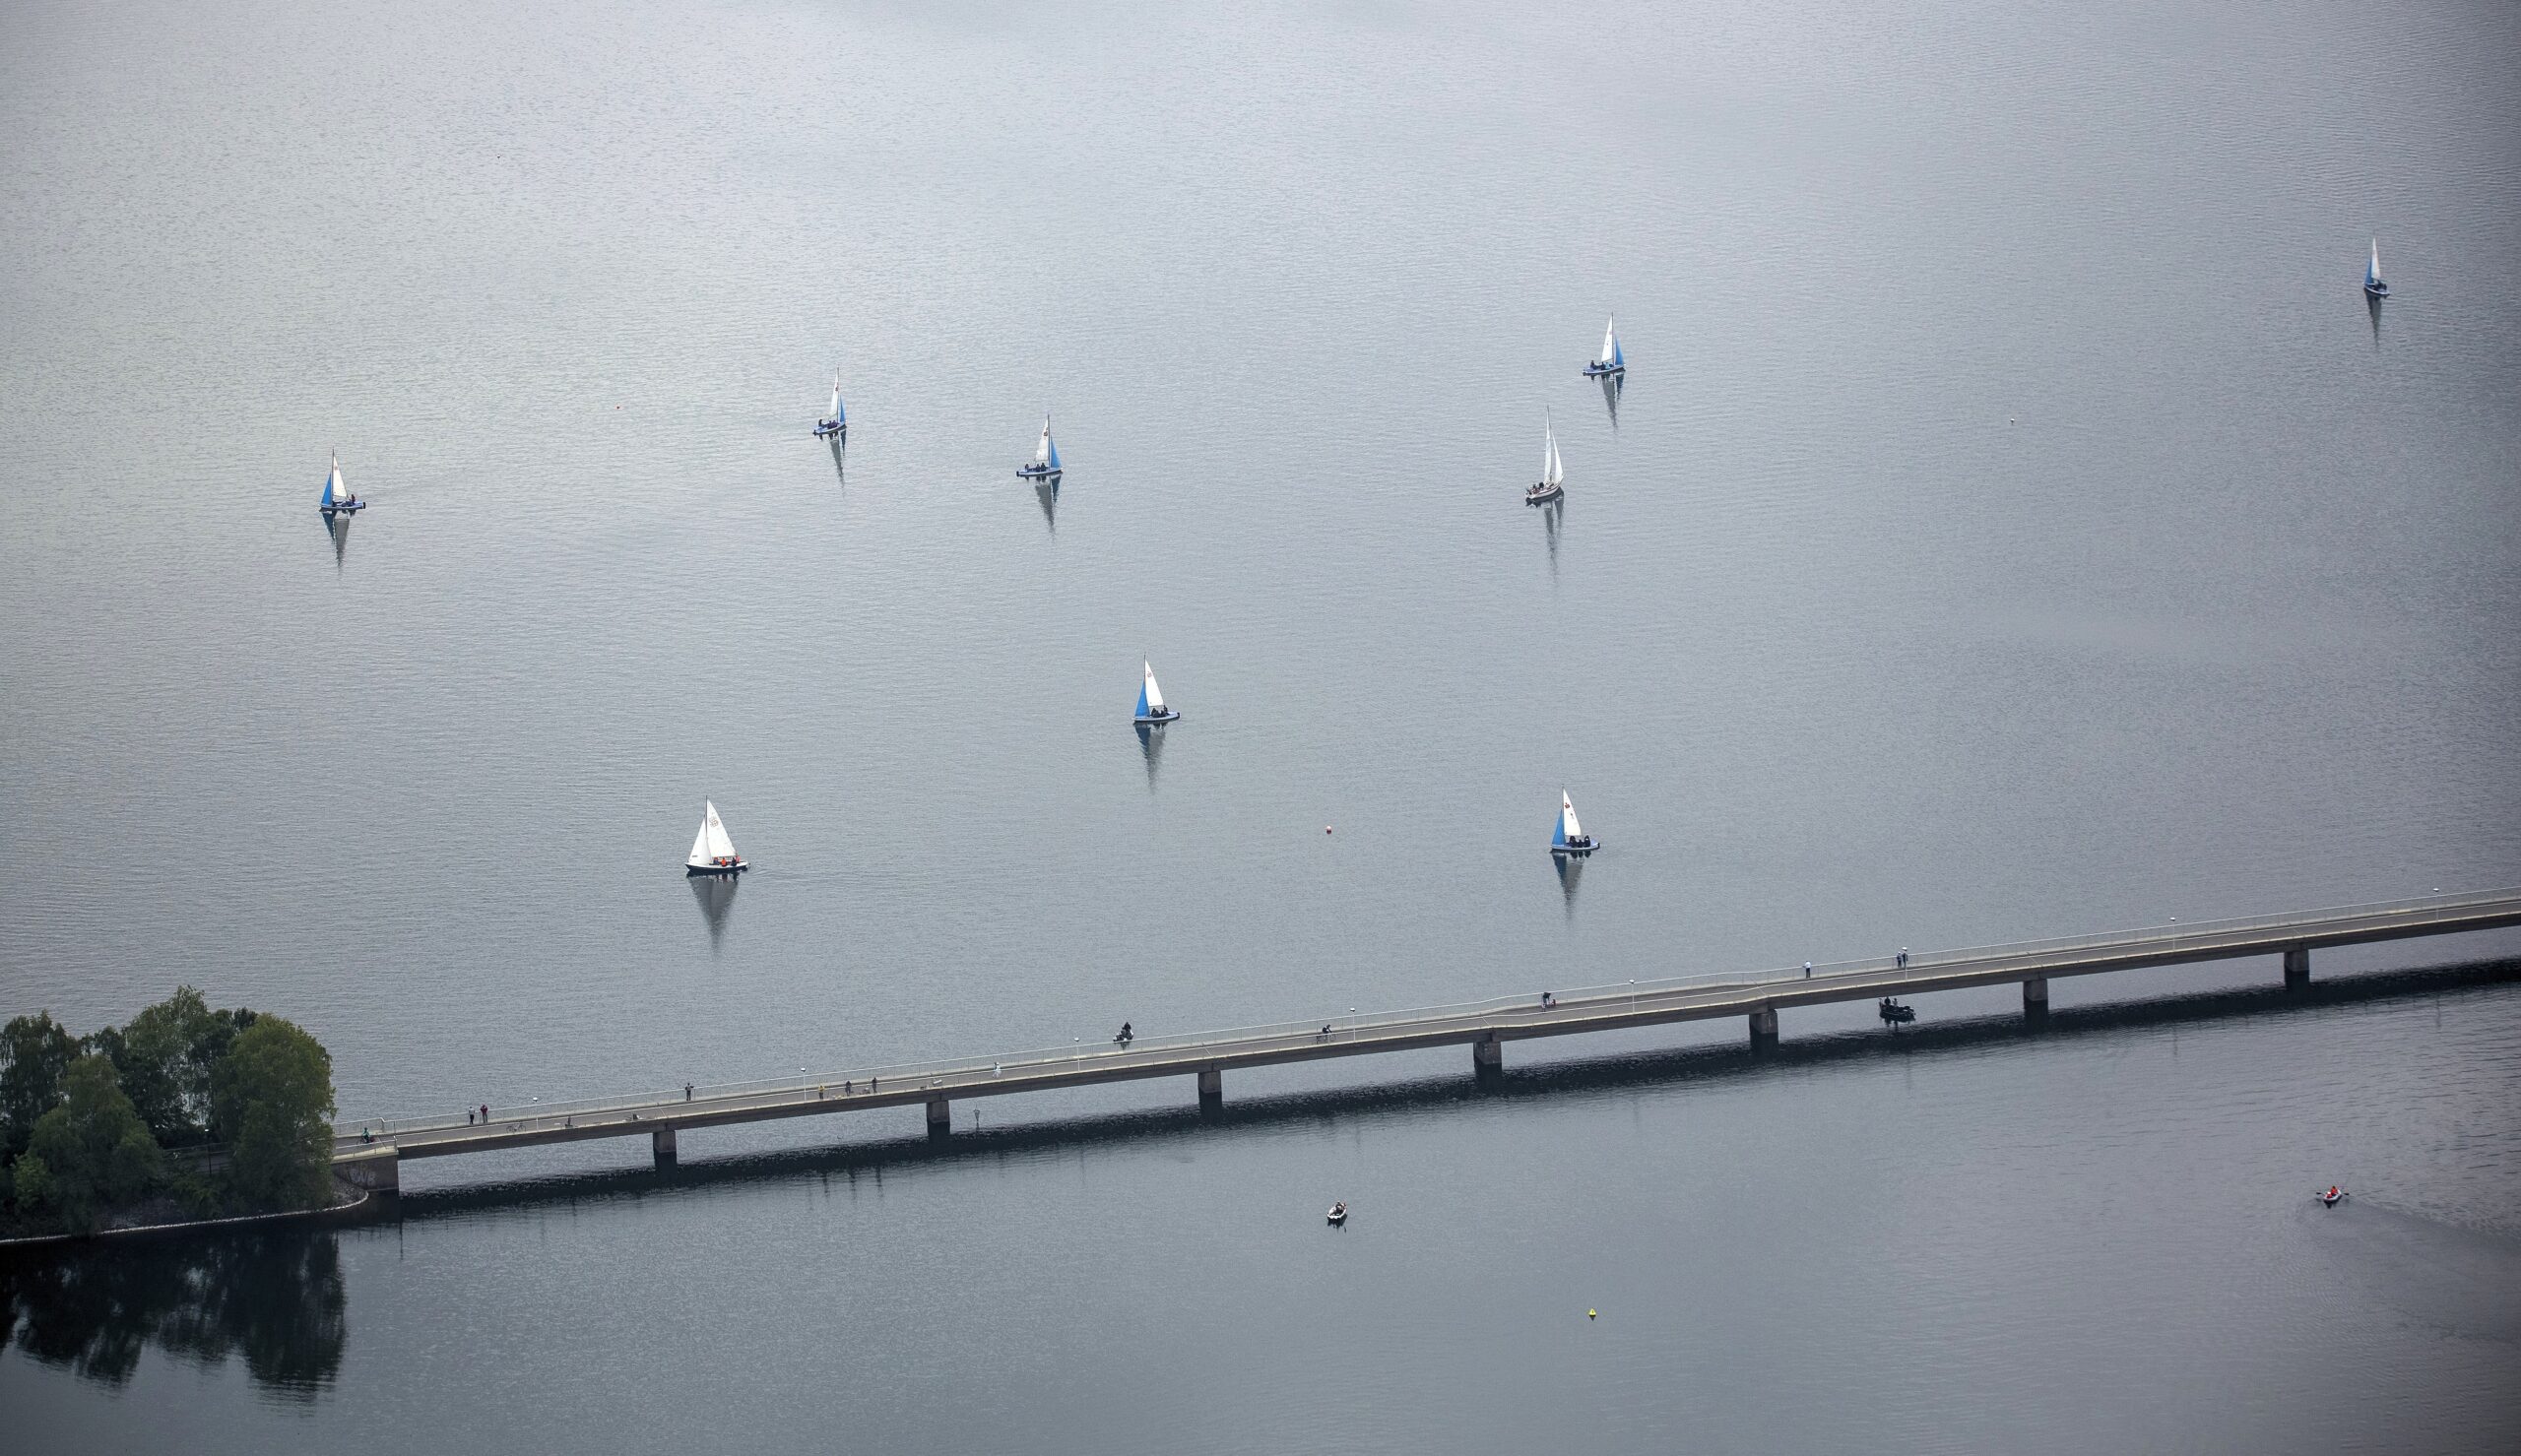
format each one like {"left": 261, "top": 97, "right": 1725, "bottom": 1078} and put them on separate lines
{"left": 1878, "top": 998, "right": 1915, "bottom": 1025}
{"left": 1133, "top": 661, "right": 1181, "bottom": 725}
{"left": 1526, "top": 409, "right": 1565, "bottom": 505}
{"left": 1017, "top": 412, "right": 1063, "bottom": 480}
{"left": 2318, "top": 1185, "right": 2348, "bottom": 1208}
{"left": 1326, "top": 1201, "right": 1347, "bottom": 1226}
{"left": 813, "top": 373, "right": 846, "bottom": 438}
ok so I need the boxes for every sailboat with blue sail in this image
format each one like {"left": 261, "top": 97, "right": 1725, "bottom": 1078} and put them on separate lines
{"left": 318, "top": 451, "right": 364, "bottom": 514}
{"left": 814, "top": 374, "right": 846, "bottom": 438}
{"left": 1017, "top": 413, "right": 1063, "bottom": 479}
{"left": 1549, "top": 791, "right": 1597, "bottom": 855}
{"left": 1584, "top": 317, "right": 1625, "bottom": 377}
{"left": 2363, "top": 238, "right": 2388, "bottom": 299}
{"left": 1133, "top": 661, "right": 1180, "bottom": 724}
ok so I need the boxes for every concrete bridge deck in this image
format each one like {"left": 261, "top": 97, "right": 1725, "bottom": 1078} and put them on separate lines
{"left": 330, "top": 887, "right": 2521, "bottom": 1187}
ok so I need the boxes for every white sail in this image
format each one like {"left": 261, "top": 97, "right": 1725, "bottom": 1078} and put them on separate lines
{"left": 2369, "top": 238, "right": 2381, "bottom": 285}
{"left": 325, "top": 456, "right": 346, "bottom": 507}
{"left": 1034, "top": 414, "right": 1055, "bottom": 467}
{"left": 1542, "top": 411, "right": 1563, "bottom": 487}
{"left": 688, "top": 800, "right": 739, "bottom": 867}
{"left": 1599, "top": 317, "right": 1619, "bottom": 366}
{"left": 1561, "top": 791, "right": 1584, "bottom": 842}
{"left": 828, "top": 375, "right": 842, "bottom": 421}
{"left": 1142, "top": 662, "right": 1166, "bottom": 714}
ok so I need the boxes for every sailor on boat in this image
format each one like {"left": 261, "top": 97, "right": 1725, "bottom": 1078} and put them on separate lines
{"left": 318, "top": 452, "right": 364, "bottom": 514}
{"left": 1879, "top": 997, "right": 1915, "bottom": 1024}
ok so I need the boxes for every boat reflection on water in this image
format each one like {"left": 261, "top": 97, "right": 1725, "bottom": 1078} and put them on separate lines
{"left": 1134, "top": 720, "right": 1163, "bottom": 791}
{"left": 323, "top": 509, "right": 352, "bottom": 571}
{"left": 1034, "top": 477, "right": 1059, "bottom": 535}
{"left": 828, "top": 433, "right": 847, "bottom": 484}
{"left": 1597, "top": 369, "right": 1622, "bottom": 429}
{"left": 689, "top": 869, "right": 739, "bottom": 950}
{"left": 2366, "top": 289, "right": 2382, "bottom": 349}
{"left": 1540, "top": 493, "right": 1563, "bottom": 578}
{"left": 0, "top": 1230, "right": 347, "bottom": 1398}
{"left": 1552, "top": 848, "right": 1584, "bottom": 918}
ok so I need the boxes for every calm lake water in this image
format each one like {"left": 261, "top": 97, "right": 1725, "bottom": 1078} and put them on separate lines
{"left": 3, "top": 0, "right": 2518, "bottom": 1450}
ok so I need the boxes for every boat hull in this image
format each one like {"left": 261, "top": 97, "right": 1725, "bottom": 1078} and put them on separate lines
{"left": 1134, "top": 710, "right": 1181, "bottom": 725}
{"left": 1583, "top": 363, "right": 1624, "bottom": 377}
{"left": 1017, "top": 465, "right": 1062, "bottom": 479}
{"left": 1525, "top": 483, "right": 1563, "bottom": 505}
{"left": 320, "top": 502, "right": 366, "bottom": 515}
{"left": 2363, "top": 283, "right": 2388, "bottom": 298}
{"left": 1551, "top": 840, "right": 1597, "bottom": 856}
{"left": 685, "top": 861, "right": 748, "bottom": 876}
{"left": 813, "top": 421, "right": 845, "bottom": 438}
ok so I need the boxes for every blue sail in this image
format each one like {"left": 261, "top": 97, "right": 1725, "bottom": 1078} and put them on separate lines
{"left": 1611, "top": 337, "right": 1624, "bottom": 369}
{"left": 1134, "top": 679, "right": 1152, "bottom": 719}
{"left": 1047, "top": 435, "right": 1062, "bottom": 473}
{"left": 1550, "top": 812, "right": 1568, "bottom": 849}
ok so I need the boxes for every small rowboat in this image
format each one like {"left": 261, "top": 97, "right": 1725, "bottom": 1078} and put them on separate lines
{"left": 1326, "top": 1201, "right": 1347, "bottom": 1226}
{"left": 2317, "top": 1186, "right": 2348, "bottom": 1208}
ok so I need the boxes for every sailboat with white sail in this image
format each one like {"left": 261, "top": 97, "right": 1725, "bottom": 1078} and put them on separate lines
{"left": 685, "top": 800, "right": 747, "bottom": 875}
{"left": 318, "top": 451, "right": 364, "bottom": 515}
{"left": 1584, "top": 317, "right": 1625, "bottom": 377}
{"left": 1525, "top": 410, "right": 1565, "bottom": 505}
{"left": 1133, "top": 661, "right": 1180, "bottom": 725}
{"left": 1549, "top": 791, "right": 1597, "bottom": 855}
{"left": 2363, "top": 238, "right": 2388, "bottom": 299}
{"left": 1017, "top": 413, "right": 1063, "bottom": 479}
{"left": 814, "top": 374, "right": 846, "bottom": 438}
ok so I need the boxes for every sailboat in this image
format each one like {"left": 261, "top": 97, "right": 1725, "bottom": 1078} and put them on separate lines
{"left": 1584, "top": 317, "right": 1625, "bottom": 377}
{"left": 2363, "top": 238, "right": 2388, "bottom": 299}
{"left": 813, "top": 374, "right": 846, "bottom": 438}
{"left": 1016, "top": 413, "right": 1063, "bottom": 479}
{"left": 1525, "top": 410, "right": 1565, "bottom": 504}
{"left": 318, "top": 451, "right": 364, "bottom": 515}
{"left": 685, "top": 800, "right": 747, "bottom": 875}
{"left": 1133, "top": 661, "right": 1181, "bottom": 725}
{"left": 1549, "top": 791, "right": 1597, "bottom": 855}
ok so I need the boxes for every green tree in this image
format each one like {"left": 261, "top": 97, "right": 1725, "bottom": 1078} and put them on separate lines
{"left": 2, "top": 1013, "right": 80, "bottom": 1157}
{"left": 211, "top": 1018, "right": 336, "bottom": 1213}
{"left": 25, "top": 1055, "right": 165, "bottom": 1233}
{"left": 98, "top": 986, "right": 235, "bottom": 1146}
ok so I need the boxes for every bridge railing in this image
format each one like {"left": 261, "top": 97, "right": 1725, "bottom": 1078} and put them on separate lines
{"left": 335, "top": 887, "right": 2517, "bottom": 1142}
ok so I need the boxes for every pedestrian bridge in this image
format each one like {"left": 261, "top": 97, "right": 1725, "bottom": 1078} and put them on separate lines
{"left": 330, "top": 886, "right": 2521, "bottom": 1190}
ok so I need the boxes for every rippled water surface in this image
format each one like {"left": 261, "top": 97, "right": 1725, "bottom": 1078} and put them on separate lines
{"left": 3, "top": 0, "right": 2517, "bottom": 1450}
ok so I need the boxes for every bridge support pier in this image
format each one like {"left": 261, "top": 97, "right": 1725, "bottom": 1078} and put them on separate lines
{"left": 337, "top": 1145, "right": 399, "bottom": 1195}
{"left": 1196, "top": 1066, "right": 1223, "bottom": 1108}
{"left": 1472, "top": 1034, "right": 1503, "bottom": 1080}
{"left": 1747, "top": 1005, "right": 1779, "bottom": 1051}
{"left": 2024, "top": 978, "right": 2048, "bottom": 1022}
{"left": 2284, "top": 945, "right": 2310, "bottom": 990}
{"left": 926, "top": 1096, "right": 952, "bottom": 1139}
{"left": 651, "top": 1126, "right": 678, "bottom": 1169}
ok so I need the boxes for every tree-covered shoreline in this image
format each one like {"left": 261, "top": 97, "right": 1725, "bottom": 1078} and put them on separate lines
{"left": 1, "top": 990, "right": 338, "bottom": 1238}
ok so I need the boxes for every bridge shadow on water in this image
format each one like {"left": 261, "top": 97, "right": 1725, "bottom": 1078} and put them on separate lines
{"left": 396, "top": 956, "right": 2521, "bottom": 1225}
